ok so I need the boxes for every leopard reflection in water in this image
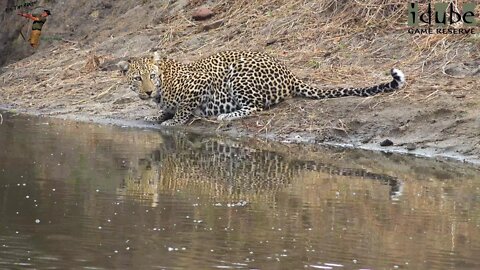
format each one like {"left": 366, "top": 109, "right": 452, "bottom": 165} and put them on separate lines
{"left": 119, "top": 133, "right": 403, "bottom": 206}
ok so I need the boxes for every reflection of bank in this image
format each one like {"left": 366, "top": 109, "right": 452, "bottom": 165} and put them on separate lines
{"left": 18, "top": 9, "right": 51, "bottom": 48}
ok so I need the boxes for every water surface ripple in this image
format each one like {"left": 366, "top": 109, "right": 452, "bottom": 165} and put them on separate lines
{"left": 0, "top": 113, "right": 479, "bottom": 269}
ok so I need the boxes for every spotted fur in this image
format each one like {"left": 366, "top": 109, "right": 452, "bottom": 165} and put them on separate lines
{"left": 118, "top": 51, "right": 406, "bottom": 126}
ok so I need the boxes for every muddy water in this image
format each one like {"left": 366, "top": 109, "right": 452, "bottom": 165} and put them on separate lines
{"left": 0, "top": 113, "right": 479, "bottom": 270}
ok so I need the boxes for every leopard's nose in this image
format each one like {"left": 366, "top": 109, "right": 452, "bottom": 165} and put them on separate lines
{"left": 145, "top": 91, "right": 152, "bottom": 97}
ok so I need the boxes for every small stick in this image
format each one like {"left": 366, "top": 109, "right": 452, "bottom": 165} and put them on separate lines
{"left": 257, "top": 113, "right": 276, "bottom": 134}
{"left": 72, "top": 84, "right": 117, "bottom": 105}
{"left": 190, "top": 116, "right": 219, "bottom": 125}
{"left": 181, "top": 14, "right": 197, "bottom": 27}
{"left": 422, "top": 89, "right": 440, "bottom": 103}
{"left": 0, "top": 113, "right": 3, "bottom": 125}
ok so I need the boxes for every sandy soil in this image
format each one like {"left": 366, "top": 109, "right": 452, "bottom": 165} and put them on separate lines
{"left": 1, "top": 0, "right": 479, "bottom": 164}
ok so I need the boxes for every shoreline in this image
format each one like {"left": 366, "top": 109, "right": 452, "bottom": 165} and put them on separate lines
{"left": 1, "top": 0, "right": 479, "bottom": 169}
{"left": 2, "top": 106, "right": 478, "bottom": 166}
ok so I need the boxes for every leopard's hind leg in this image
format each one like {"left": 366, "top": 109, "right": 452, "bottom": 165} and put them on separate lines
{"left": 216, "top": 78, "right": 263, "bottom": 121}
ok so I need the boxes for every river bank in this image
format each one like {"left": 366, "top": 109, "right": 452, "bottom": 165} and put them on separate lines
{"left": 0, "top": 102, "right": 479, "bottom": 166}
{"left": 1, "top": 0, "right": 479, "bottom": 164}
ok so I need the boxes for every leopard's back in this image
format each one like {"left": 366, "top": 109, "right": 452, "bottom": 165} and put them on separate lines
{"left": 187, "top": 51, "right": 298, "bottom": 116}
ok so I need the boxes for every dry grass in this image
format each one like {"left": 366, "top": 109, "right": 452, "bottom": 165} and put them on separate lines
{"left": 155, "top": 0, "right": 477, "bottom": 91}
{"left": 0, "top": 0, "right": 478, "bottom": 129}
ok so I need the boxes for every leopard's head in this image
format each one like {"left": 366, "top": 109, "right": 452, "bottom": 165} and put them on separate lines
{"left": 118, "top": 52, "right": 162, "bottom": 100}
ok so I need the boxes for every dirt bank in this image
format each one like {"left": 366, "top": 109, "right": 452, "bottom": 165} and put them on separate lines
{"left": 1, "top": 0, "right": 479, "bottom": 163}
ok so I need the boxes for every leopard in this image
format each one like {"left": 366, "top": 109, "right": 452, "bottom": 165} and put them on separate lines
{"left": 117, "top": 50, "right": 405, "bottom": 126}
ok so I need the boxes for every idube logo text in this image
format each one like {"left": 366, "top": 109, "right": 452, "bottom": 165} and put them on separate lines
{"left": 407, "top": 2, "right": 477, "bottom": 35}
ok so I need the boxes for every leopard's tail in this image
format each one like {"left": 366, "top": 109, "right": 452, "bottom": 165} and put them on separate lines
{"left": 293, "top": 68, "right": 405, "bottom": 99}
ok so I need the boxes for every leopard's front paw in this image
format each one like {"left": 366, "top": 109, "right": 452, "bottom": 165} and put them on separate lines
{"left": 217, "top": 113, "right": 235, "bottom": 121}
{"left": 144, "top": 115, "right": 163, "bottom": 123}
{"left": 160, "top": 119, "right": 178, "bottom": 126}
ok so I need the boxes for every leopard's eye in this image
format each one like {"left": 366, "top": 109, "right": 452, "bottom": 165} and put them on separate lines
{"left": 134, "top": 76, "right": 141, "bottom": 81}
{"left": 150, "top": 74, "right": 156, "bottom": 79}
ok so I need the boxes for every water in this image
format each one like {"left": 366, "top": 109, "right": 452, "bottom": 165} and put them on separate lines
{"left": 0, "top": 112, "right": 479, "bottom": 270}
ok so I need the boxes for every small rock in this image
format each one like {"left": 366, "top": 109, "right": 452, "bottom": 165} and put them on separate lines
{"left": 405, "top": 143, "right": 417, "bottom": 151}
{"left": 265, "top": 38, "right": 278, "bottom": 46}
{"left": 361, "top": 136, "right": 372, "bottom": 144}
{"left": 113, "top": 97, "right": 135, "bottom": 105}
{"left": 192, "top": 7, "right": 214, "bottom": 21}
{"left": 89, "top": 10, "right": 100, "bottom": 19}
{"left": 201, "top": 19, "right": 224, "bottom": 31}
{"left": 380, "top": 139, "right": 394, "bottom": 147}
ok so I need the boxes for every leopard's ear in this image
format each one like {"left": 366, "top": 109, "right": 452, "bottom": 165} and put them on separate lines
{"left": 153, "top": 51, "right": 161, "bottom": 62}
{"left": 117, "top": 60, "right": 129, "bottom": 74}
